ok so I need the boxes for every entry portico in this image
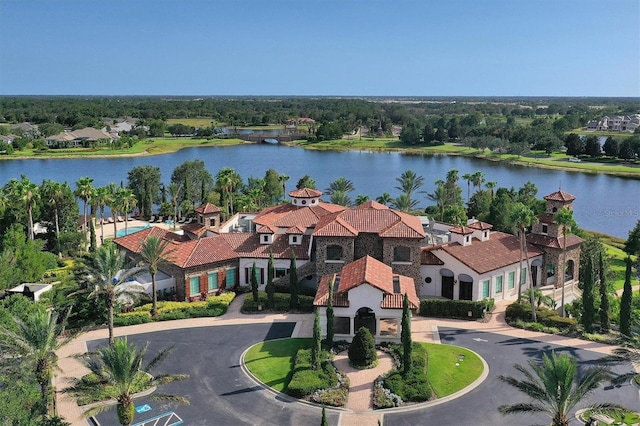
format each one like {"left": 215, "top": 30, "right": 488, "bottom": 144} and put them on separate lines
{"left": 313, "top": 255, "right": 419, "bottom": 342}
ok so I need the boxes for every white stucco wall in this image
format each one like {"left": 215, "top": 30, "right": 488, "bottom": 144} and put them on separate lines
{"left": 238, "top": 257, "right": 308, "bottom": 286}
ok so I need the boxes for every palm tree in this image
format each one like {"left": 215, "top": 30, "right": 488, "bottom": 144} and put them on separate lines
{"left": 470, "top": 170, "right": 485, "bottom": 193}
{"left": 278, "top": 173, "right": 290, "bottom": 202}
{"left": 427, "top": 184, "right": 447, "bottom": 221}
{"left": 94, "top": 186, "right": 112, "bottom": 244}
{"left": 462, "top": 172, "right": 473, "bottom": 205}
{"left": 604, "top": 334, "right": 640, "bottom": 386}
{"left": 498, "top": 351, "right": 627, "bottom": 426}
{"left": 325, "top": 177, "right": 355, "bottom": 196}
{"left": 89, "top": 242, "right": 143, "bottom": 345}
{"left": 41, "top": 180, "right": 65, "bottom": 252}
{"left": 486, "top": 181, "right": 497, "bottom": 199}
{"left": 376, "top": 192, "right": 392, "bottom": 206}
{"left": 7, "top": 174, "right": 40, "bottom": 240}
{"left": 216, "top": 167, "right": 242, "bottom": 218}
{"left": 115, "top": 188, "right": 137, "bottom": 236}
{"left": 394, "top": 169, "right": 424, "bottom": 206}
{"left": 0, "top": 309, "right": 76, "bottom": 416}
{"left": 66, "top": 337, "right": 189, "bottom": 426}
{"left": 167, "top": 182, "right": 182, "bottom": 229}
{"left": 75, "top": 176, "right": 95, "bottom": 231}
{"left": 329, "top": 190, "right": 351, "bottom": 207}
{"left": 355, "top": 194, "right": 370, "bottom": 205}
{"left": 138, "top": 236, "right": 175, "bottom": 317}
{"left": 554, "top": 207, "right": 577, "bottom": 317}
{"left": 391, "top": 193, "right": 418, "bottom": 212}
{"left": 510, "top": 202, "right": 538, "bottom": 320}
{"left": 104, "top": 183, "right": 119, "bottom": 237}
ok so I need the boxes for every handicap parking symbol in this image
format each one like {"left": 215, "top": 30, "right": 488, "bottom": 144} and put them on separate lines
{"left": 135, "top": 404, "right": 152, "bottom": 414}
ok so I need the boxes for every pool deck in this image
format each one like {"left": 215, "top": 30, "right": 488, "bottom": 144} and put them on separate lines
{"left": 94, "top": 218, "right": 177, "bottom": 246}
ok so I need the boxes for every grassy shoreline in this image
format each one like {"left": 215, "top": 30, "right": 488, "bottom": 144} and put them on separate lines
{"left": 2, "top": 136, "right": 638, "bottom": 178}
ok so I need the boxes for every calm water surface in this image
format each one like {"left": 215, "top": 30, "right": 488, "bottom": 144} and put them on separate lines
{"left": 0, "top": 145, "right": 638, "bottom": 238}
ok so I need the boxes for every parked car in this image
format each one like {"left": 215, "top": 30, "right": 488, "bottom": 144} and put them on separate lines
{"left": 568, "top": 157, "right": 582, "bottom": 163}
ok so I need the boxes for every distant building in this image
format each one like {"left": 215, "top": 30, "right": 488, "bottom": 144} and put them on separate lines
{"left": 586, "top": 114, "right": 640, "bottom": 133}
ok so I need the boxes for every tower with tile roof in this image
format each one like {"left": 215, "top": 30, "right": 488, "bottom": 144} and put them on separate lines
{"left": 528, "top": 190, "right": 583, "bottom": 292}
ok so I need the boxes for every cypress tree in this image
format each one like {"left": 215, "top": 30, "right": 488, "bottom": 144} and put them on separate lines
{"left": 581, "top": 255, "right": 595, "bottom": 333}
{"left": 326, "top": 278, "right": 334, "bottom": 349}
{"left": 312, "top": 309, "right": 321, "bottom": 370}
{"left": 266, "top": 250, "right": 275, "bottom": 309}
{"left": 251, "top": 262, "right": 259, "bottom": 303}
{"left": 620, "top": 256, "right": 633, "bottom": 336}
{"left": 89, "top": 220, "right": 97, "bottom": 253}
{"left": 289, "top": 252, "right": 298, "bottom": 309}
{"left": 321, "top": 406, "right": 328, "bottom": 426}
{"left": 401, "top": 293, "right": 412, "bottom": 375}
{"left": 598, "top": 251, "right": 610, "bottom": 333}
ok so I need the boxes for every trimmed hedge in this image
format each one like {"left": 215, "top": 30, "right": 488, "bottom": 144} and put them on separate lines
{"left": 383, "top": 343, "right": 432, "bottom": 402}
{"left": 114, "top": 292, "right": 235, "bottom": 326}
{"left": 419, "top": 298, "right": 493, "bottom": 319}
{"left": 286, "top": 349, "right": 337, "bottom": 398}
{"left": 272, "top": 283, "right": 317, "bottom": 297}
{"left": 505, "top": 302, "right": 577, "bottom": 331}
{"left": 242, "top": 291, "right": 314, "bottom": 313}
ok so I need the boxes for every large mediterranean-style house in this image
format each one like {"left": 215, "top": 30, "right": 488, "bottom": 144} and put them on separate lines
{"left": 114, "top": 188, "right": 582, "bottom": 311}
{"left": 586, "top": 114, "right": 640, "bottom": 133}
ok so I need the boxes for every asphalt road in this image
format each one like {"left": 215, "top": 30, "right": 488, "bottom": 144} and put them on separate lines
{"left": 90, "top": 322, "right": 335, "bottom": 426}
{"left": 385, "top": 327, "right": 640, "bottom": 426}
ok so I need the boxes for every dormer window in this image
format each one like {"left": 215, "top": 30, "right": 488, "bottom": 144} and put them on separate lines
{"left": 465, "top": 236, "right": 470, "bottom": 244}
{"left": 261, "top": 234, "right": 273, "bottom": 244}
{"left": 541, "top": 224, "right": 548, "bottom": 234}
{"left": 483, "top": 231, "right": 488, "bottom": 239}
{"left": 289, "top": 235, "right": 301, "bottom": 245}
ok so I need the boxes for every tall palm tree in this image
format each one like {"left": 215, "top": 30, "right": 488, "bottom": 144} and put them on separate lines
{"left": 138, "top": 236, "right": 175, "bottom": 317}
{"left": 75, "top": 176, "right": 94, "bottom": 231}
{"left": 216, "top": 167, "right": 242, "bottom": 218}
{"left": 510, "top": 202, "right": 538, "bottom": 319}
{"left": 104, "top": 183, "right": 119, "bottom": 237}
{"left": 115, "top": 188, "right": 137, "bottom": 236}
{"left": 554, "top": 207, "right": 577, "bottom": 317}
{"left": 329, "top": 190, "right": 351, "bottom": 207}
{"left": 470, "top": 170, "right": 485, "bottom": 193}
{"left": 41, "top": 180, "right": 65, "bottom": 252}
{"left": 89, "top": 242, "right": 143, "bottom": 345}
{"left": 427, "top": 184, "right": 447, "bottom": 221}
{"left": 394, "top": 169, "right": 424, "bottom": 206}
{"left": 66, "top": 337, "right": 189, "bottom": 426}
{"left": 604, "top": 333, "right": 640, "bottom": 386}
{"left": 498, "top": 351, "right": 627, "bottom": 426}
{"left": 325, "top": 177, "right": 355, "bottom": 196}
{"left": 462, "top": 172, "right": 473, "bottom": 205}
{"left": 375, "top": 192, "right": 392, "bottom": 206}
{"left": 391, "top": 193, "right": 418, "bottom": 212}
{"left": 94, "top": 186, "right": 112, "bottom": 244}
{"left": 278, "top": 173, "right": 290, "bottom": 203}
{"left": 0, "top": 309, "right": 76, "bottom": 416}
{"left": 486, "top": 181, "right": 497, "bottom": 199}
{"left": 167, "top": 182, "right": 182, "bottom": 229}
{"left": 7, "top": 174, "right": 40, "bottom": 240}
{"left": 355, "top": 194, "right": 370, "bottom": 205}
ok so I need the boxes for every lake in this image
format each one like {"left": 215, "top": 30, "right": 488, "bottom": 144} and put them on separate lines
{"left": 0, "top": 145, "right": 638, "bottom": 239}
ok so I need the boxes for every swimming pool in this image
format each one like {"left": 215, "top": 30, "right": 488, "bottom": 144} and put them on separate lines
{"left": 116, "top": 224, "right": 150, "bottom": 238}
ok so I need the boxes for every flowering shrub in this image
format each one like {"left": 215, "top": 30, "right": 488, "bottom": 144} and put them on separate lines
{"left": 373, "top": 376, "right": 403, "bottom": 408}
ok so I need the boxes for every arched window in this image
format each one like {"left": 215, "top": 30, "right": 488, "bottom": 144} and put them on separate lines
{"left": 327, "top": 245, "right": 343, "bottom": 261}
{"left": 393, "top": 246, "right": 411, "bottom": 262}
{"left": 565, "top": 259, "right": 575, "bottom": 282}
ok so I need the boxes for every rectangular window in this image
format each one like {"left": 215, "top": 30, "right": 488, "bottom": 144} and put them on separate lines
{"left": 508, "top": 271, "right": 515, "bottom": 289}
{"left": 541, "top": 224, "right": 548, "bottom": 234}
{"left": 521, "top": 267, "right": 527, "bottom": 284}
{"left": 327, "top": 245, "right": 343, "bottom": 261}
{"left": 334, "top": 317, "right": 351, "bottom": 335}
{"left": 226, "top": 268, "right": 236, "bottom": 288}
{"left": 208, "top": 273, "right": 218, "bottom": 292}
{"left": 495, "top": 276, "right": 503, "bottom": 293}
{"left": 393, "top": 246, "right": 411, "bottom": 262}
{"left": 275, "top": 268, "right": 288, "bottom": 278}
{"left": 189, "top": 276, "right": 200, "bottom": 296}
{"left": 482, "top": 280, "right": 490, "bottom": 298}
{"left": 379, "top": 318, "right": 399, "bottom": 336}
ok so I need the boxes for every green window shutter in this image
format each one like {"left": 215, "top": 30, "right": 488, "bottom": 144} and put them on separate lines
{"left": 482, "top": 280, "right": 490, "bottom": 298}
{"left": 226, "top": 268, "right": 236, "bottom": 288}
{"left": 496, "top": 276, "right": 503, "bottom": 293}
{"left": 208, "top": 272, "right": 218, "bottom": 291}
{"left": 189, "top": 276, "right": 200, "bottom": 296}
{"left": 521, "top": 267, "right": 527, "bottom": 284}
{"left": 508, "top": 272, "right": 515, "bottom": 289}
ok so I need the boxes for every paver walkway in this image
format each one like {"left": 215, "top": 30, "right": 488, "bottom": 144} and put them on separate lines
{"left": 56, "top": 294, "right": 623, "bottom": 426}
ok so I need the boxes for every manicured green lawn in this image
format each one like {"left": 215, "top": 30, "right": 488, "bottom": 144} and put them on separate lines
{"left": 244, "top": 338, "right": 312, "bottom": 392}
{"left": 423, "top": 343, "right": 484, "bottom": 397}
{"left": 244, "top": 338, "right": 485, "bottom": 399}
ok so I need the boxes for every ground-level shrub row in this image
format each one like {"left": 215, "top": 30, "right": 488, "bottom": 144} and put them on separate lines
{"left": 114, "top": 292, "right": 235, "bottom": 326}
{"left": 419, "top": 298, "right": 494, "bottom": 319}
{"left": 241, "top": 291, "right": 314, "bottom": 313}
{"left": 382, "top": 343, "right": 433, "bottom": 403}
{"left": 286, "top": 349, "right": 338, "bottom": 400}
{"left": 505, "top": 302, "right": 577, "bottom": 332}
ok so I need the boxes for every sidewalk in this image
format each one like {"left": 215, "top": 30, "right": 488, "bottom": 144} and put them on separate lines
{"left": 55, "top": 295, "right": 619, "bottom": 425}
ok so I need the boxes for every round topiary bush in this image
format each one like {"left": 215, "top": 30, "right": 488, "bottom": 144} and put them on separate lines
{"left": 348, "top": 327, "right": 377, "bottom": 367}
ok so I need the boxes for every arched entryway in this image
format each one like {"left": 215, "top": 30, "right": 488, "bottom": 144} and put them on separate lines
{"left": 354, "top": 307, "right": 376, "bottom": 336}
{"left": 459, "top": 273, "right": 473, "bottom": 300}
{"left": 531, "top": 259, "right": 542, "bottom": 287}
{"left": 440, "top": 269, "right": 454, "bottom": 300}
{"left": 565, "top": 259, "right": 575, "bottom": 282}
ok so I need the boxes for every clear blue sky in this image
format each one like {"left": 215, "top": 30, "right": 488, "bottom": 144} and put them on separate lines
{"left": 1, "top": 0, "right": 638, "bottom": 97}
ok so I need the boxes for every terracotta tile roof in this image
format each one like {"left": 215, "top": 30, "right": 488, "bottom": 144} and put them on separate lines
{"left": 181, "top": 223, "right": 208, "bottom": 238}
{"left": 544, "top": 190, "right": 576, "bottom": 202}
{"left": 253, "top": 202, "right": 345, "bottom": 231}
{"left": 289, "top": 188, "right": 322, "bottom": 198}
{"left": 353, "top": 200, "right": 388, "bottom": 210}
{"left": 313, "top": 204, "right": 425, "bottom": 239}
{"left": 313, "top": 256, "right": 418, "bottom": 309}
{"left": 257, "top": 224, "right": 276, "bottom": 234}
{"left": 439, "top": 231, "right": 545, "bottom": 274}
{"left": 195, "top": 203, "right": 221, "bottom": 214}
{"left": 286, "top": 225, "right": 305, "bottom": 234}
{"left": 113, "top": 226, "right": 172, "bottom": 252}
{"left": 527, "top": 233, "right": 583, "bottom": 250}
{"left": 221, "top": 233, "right": 309, "bottom": 260}
{"left": 449, "top": 226, "right": 475, "bottom": 235}
{"left": 467, "top": 221, "right": 493, "bottom": 231}
{"left": 421, "top": 248, "right": 445, "bottom": 265}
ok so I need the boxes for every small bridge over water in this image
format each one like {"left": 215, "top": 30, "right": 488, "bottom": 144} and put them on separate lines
{"left": 232, "top": 132, "right": 308, "bottom": 143}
